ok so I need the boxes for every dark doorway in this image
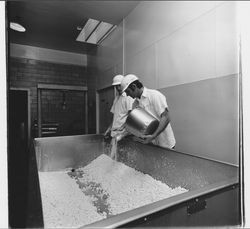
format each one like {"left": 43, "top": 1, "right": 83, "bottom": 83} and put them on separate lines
{"left": 8, "top": 89, "right": 29, "bottom": 228}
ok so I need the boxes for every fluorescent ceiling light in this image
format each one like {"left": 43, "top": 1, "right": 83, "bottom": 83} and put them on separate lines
{"left": 87, "top": 22, "right": 114, "bottom": 44}
{"left": 76, "top": 18, "right": 116, "bottom": 44}
{"left": 10, "top": 22, "right": 26, "bottom": 32}
{"left": 76, "top": 19, "right": 100, "bottom": 42}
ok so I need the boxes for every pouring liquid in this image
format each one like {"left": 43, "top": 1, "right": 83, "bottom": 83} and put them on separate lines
{"left": 110, "top": 137, "right": 118, "bottom": 161}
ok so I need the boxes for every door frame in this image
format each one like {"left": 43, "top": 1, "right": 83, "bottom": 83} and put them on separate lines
{"left": 9, "top": 87, "right": 31, "bottom": 147}
{"left": 96, "top": 85, "right": 115, "bottom": 134}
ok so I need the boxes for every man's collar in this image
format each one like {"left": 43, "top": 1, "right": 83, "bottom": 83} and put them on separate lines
{"left": 141, "top": 87, "right": 148, "bottom": 98}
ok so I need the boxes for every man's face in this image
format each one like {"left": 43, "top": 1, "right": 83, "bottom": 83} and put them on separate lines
{"left": 115, "top": 84, "right": 122, "bottom": 95}
{"left": 125, "top": 85, "right": 136, "bottom": 98}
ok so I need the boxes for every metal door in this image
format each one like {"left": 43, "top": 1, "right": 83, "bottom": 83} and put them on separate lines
{"left": 8, "top": 89, "right": 29, "bottom": 227}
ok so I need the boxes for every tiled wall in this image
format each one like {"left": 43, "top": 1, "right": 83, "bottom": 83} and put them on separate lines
{"left": 9, "top": 57, "right": 87, "bottom": 137}
{"left": 86, "top": 65, "right": 98, "bottom": 134}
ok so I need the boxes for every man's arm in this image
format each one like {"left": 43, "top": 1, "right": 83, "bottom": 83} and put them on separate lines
{"left": 104, "top": 124, "right": 112, "bottom": 137}
{"left": 141, "top": 108, "right": 170, "bottom": 144}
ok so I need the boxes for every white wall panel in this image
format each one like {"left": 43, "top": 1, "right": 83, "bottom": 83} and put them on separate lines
{"left": 157, "top": 10, "right": 216, "bottom": 88}
{"left": 96, "top": 47, "right": 115, "bottom": 71}
{"left": 96, "top": 67, "right": 115, "bottom": 90}
{"left": 96, "top": 24, "right": 123, "bottom": 72}
{"left": 125, "top": 1, "right": 217, "bottom": 59}
{"left": 215, "top": 2, "right": 238, "bottom": 77}
{"left": 115, "top": 61, "right": 123, "bottom": 75}
{"left": 160, "top": 74, "right": 239, "bottom": 165}
{"left": 125, "top": 44, "right": 157, "bottom": 89}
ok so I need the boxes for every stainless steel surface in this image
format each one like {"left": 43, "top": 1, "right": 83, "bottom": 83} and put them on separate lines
{"left": 33, "top": 134, "right": 239, "bottom": 228}
{"left": 86, "top": 180, "right": 239, "bottom": 228}
{"left": 116, "top": 139, "right": 238, "bottom": 191}
{"left": 35, "top": 134, "right": 105, "bottom": 172}
{"left": 125, "top": 107, "right": 159, "bottom": 137}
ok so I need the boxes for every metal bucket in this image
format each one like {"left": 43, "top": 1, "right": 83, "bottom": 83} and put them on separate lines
{"left": 125, "top": 107, "right": 159, "bottom": 137}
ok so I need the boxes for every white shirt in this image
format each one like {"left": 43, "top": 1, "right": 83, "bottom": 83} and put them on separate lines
{"left": 110, "top": 92, "right": 134, "bottom": 137}
{"left": 136, "top": 87, "right": 176, "bottom": 148}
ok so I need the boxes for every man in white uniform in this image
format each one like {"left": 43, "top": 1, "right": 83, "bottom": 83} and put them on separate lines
{"left": 104, "top": 74, "right": 134, "bottom": 141}
{"left": 121, "top": 74, "right": 176, "bottom": 149}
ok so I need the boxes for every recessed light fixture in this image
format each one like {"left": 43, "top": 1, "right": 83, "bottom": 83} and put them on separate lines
{"left": 76, "top": 18, "right": 116, "bottom": 45}
{"left": 10, "top": 22, "right": 26, "bottom": 32}
{"left": 76, "top": 26, "right": 83, "bottom": 31}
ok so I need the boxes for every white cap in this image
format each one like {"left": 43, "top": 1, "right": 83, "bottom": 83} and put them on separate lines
{"left": 121, "top": 74, "right": 139, "bottom": 92}
{"left": 112, "top": 75, "right": 124, "bottom": 86}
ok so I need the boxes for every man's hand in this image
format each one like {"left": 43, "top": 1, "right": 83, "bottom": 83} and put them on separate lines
{"left": 104, "top": 130, "right": 110, "bottom": 137}
{"left": 132, "top": 134, "right": 155, "bottom": 144}
{"left": 140, "top": 134, "right": 155, "bottom": 144}
{"left": 103, "top": 128, "right": 111, "bottom": 141}
{"left": 104, "top": 126, "right": 111, "bottom": 137}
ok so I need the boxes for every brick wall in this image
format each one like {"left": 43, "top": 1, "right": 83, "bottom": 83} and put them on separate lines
{"left": 9, "top": 57, "right": 89, "bottom": 137}
{"left": 86, "top": 66, "right": 97, "bottom": 134}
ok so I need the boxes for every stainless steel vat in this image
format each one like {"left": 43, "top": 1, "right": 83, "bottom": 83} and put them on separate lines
{"left": 125, "top": 107, "right": 159, "bottom": 137}
{"left": 30, "top": 134, "right": 240, "bottom": 228}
